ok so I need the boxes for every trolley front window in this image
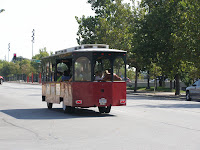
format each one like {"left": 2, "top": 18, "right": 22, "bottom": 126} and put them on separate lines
{"left": 113, "top": 57, "right": 125, "bottom": 82}
{"left": 93, "top": 55, "right": 125, "bottom": 82}
{"left": 94, "top": 57, "right": 111, "bottom": 81}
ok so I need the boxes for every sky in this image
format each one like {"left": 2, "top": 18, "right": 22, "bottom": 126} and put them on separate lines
{"left": 0, "top": 0, "right": 132, "bottom": 61}
{"left": 0, "top": 0, "right": 96, "bottom": 61}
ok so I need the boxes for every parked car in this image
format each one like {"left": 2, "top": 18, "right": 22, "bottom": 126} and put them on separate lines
{"left": 186, "top": 80, "right": 200, "bottom": 101}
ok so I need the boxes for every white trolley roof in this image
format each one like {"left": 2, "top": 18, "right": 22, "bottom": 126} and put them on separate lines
{"left": 42, "top": 44, "right": 126, "bottom": 60}
{"left": 54, "top": 44, "right": 126, "bottom": 55}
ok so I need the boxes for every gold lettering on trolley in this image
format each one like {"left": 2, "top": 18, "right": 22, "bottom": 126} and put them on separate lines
{"left": 59, "top": 53, "right": 71, "bottom": 58}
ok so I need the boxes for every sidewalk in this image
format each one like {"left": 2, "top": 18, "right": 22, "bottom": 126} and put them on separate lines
{"left": 7, "top": 81, "right": 41, "bottom": 85}
{"left": 127, "top": 90, "right": 186, "bottom": 99}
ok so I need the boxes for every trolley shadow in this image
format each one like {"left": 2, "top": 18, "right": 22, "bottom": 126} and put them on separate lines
{"left": 1, "top": 108, "right": 115, "bottom": 120}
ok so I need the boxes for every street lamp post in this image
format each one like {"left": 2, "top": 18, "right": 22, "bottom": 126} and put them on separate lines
{"left": 31, "top": 29, "right": 35, "bottom": 59}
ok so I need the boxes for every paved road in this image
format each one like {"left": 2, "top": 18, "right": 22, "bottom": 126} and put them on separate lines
{"left": 1, "top": 82, "right": 200, "bottom": 150}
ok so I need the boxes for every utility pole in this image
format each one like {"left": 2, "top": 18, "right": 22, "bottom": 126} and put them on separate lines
{"left": 8, "top": 43, "right": 10, "bottom": 62}
{"left": 31, "top": 29, "right": 35, "bottom": 59}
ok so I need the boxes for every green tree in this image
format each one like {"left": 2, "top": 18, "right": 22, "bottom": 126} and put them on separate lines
{"left": 75, "top": 16, "right": 98, "bottom": 45}
{"left": 76, "top": 0, "right": 133, "bottom": 50}
{"left": 0, "top": 61, "right": 19, "bottom": 78}
{"left": 95, "top": 0, "right": 133, "bottom": 50}
{"left": 149, "top": 63, "right": 162, "bottom": 92}
{"left": 32, "top": 47, "right": 49, "bottom": 60}
{"left": 32, "top": 47, "right": 49, "bottom": 73}
{"left": 20, "top": 60, "right": 35, "bottom": 77}
{"left": 136, "top": 0, "right": 200, "bottom": 95}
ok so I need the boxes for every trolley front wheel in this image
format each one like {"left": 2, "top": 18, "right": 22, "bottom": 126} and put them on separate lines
{"left": 63, "top": 102, "right": 75, "bottom": 113}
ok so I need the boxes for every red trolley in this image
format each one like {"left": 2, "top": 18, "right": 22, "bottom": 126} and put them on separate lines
{"left": 41, "top": 44, "right": 126, "bottom": 113}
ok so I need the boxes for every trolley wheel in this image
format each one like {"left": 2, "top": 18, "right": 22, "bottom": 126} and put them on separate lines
{"left": 104, "top": 106, "right": 111, "bottom": 113}
{"left": 63, "top": 102, "right": 75, "bottom": 113}
{"left": 98, "top": 107, "right": 105, "bottom": 113}
{"left": 47, "top": 102, "right": 53, "bottom": 109}
{"left": 98, "top": 106, "right": 111, "bottom": 114}
{"left": 69, "top": 107, "right": 75, "bottom": 113}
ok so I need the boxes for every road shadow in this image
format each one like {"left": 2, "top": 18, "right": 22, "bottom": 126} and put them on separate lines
{"left": 1, "top": 108, "right": 115, "bottom": 120}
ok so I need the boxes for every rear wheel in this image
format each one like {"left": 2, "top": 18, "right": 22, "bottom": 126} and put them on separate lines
{"left": 186, "top": 91, "right": 191, "bottom": 101}
{"left": 98, "top": 107, "right": 105, "bottom": 113}
{"left": 47, "top": 102, "right": 53, "bottom": 109}
{"left": 104, "top": 106, "right": 111, "bottom": 113}
{"left": 98, "top": 106, "right": 111, "bottom": 114}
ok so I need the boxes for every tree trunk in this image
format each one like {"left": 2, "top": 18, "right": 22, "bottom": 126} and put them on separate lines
{"left": 174, "top": 80, "right": 176, "bottom": 89}
{"left": 159, "top": 78, "right": 162, "bottom": 87}
{"left": 134, "top": 67, "right": 138, "bottom": 92}
{"left": 159, "top": 76, "right": 165, "bottom": 87}
{"left": 147, "top": 70, "right": 150, "bottom": 89}
{"left": 170, "top": 80, "right": 173, "bottom": 89}
{"left": 175, "top": 74, "right": 180, "bottom": 95}
{"left": 155, "top": 78, "right": 157, "bottom": 89}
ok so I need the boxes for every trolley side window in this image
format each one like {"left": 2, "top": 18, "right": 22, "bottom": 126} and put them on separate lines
{"left": 75, "top": 57, "right": 91, "bottom": 81}
{"left": 113, "top": 57, "right": 125, "bottom": 82}
{"left": 46, "top": 62, "right": 50, "bottom": 82}
{"left": 56, "top": 62, "right": 68, "bottom": 81}
{"left": 57, "top": 63, "right": 68, "bottom": 73}
{"left": 42, "top": 61, "right": 55, "bottom": 82}
{"left": 50, "top": 62, "right": 55, "bottom": 82}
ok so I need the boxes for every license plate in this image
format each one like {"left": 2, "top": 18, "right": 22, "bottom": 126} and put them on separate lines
{"left": 99, "top": 98, "right": 107, "bottom": 105}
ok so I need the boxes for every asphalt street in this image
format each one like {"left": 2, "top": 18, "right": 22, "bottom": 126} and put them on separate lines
{"left": 0, "top": 82, "right": 200, "bottom": 150}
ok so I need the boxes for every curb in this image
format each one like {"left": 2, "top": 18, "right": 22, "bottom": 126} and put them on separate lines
{"left": 127, "top": 90, "right": 186, "bottom": 99}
